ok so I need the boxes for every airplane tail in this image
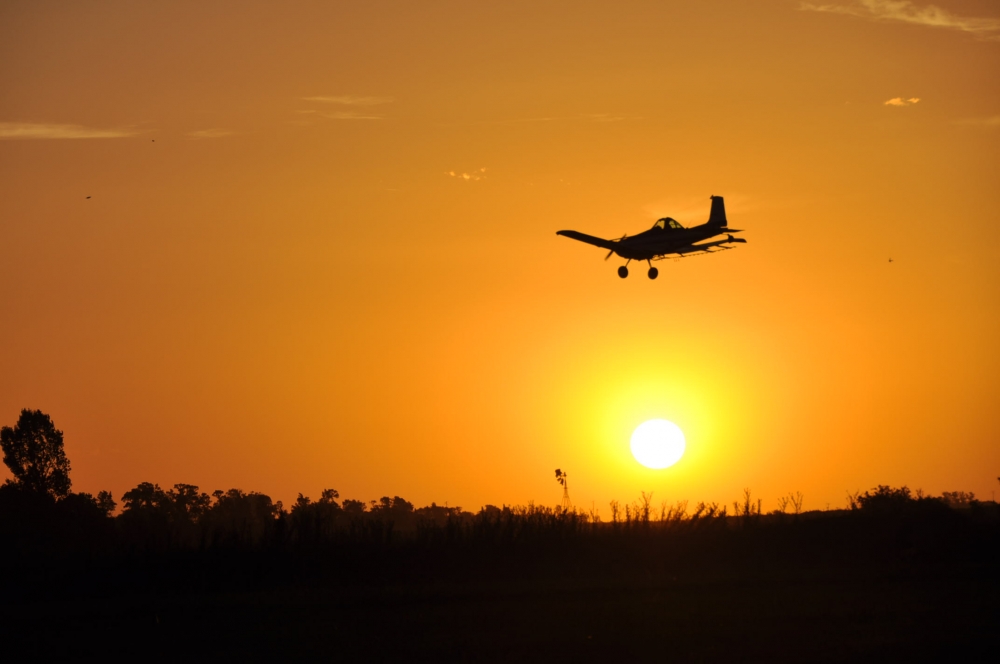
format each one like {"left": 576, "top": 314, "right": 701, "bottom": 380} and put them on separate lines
{"left": 708, "top": 196, "right": 727, "bottom": 227}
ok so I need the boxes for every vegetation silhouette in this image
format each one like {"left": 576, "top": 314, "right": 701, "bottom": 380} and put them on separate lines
{"left": 1, "top": 408, "right": 72, "bottom": 499}
{"left": 1, "top": 409, "right": 997, "bottom": 660}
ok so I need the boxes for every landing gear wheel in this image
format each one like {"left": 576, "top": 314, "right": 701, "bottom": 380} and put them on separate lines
{"left": 617, "top": 266, "right": 629, "bottom": 279}
{"left": 648, "top": 267, "right": 658, "bottom": 280}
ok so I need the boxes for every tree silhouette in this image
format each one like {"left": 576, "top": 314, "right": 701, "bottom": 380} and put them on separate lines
{"left": 95, "top": 490, "right": 117, "bottom": 516}
{"left": 205, "top": 488, "right": 283, "bottom": 545}
{"left": 121, "top": 481, "right": 170, "bottom": 512}
{"left": 1, "top": 409, "right": 71, "bottom": 499}
{"left": 168, "top": 483, "right": 211, "bottom": 521}
{"left": 857, "top": 485, "right": 913, "bottom": 512}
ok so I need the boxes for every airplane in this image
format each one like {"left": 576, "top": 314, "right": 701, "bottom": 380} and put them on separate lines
{"left": 556, "top": 195, "right": 746, "bottom": 279}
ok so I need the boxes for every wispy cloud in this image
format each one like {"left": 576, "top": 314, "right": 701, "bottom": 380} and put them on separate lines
{"left": 885, "top": 97, "right": 920, "bottom": 106}
{"left": 447, "top": 168, "right": 487, "bottom": 182}
{"left": 320, "top": 112, "right": 386, "bottom": 121}
{"left": 302, "top": 95, "right": 394, "bottom": 106}
{"left": 800, "top": 1, "right": 1000, "bottom": 39}
{"left": 301, "top": 95, "right": 394, "bottom": 121}
{"left": 0, "top": 122, "right": 138, "bottom": 140}
{"left": 955, "top": 115, "right": 1000, "bottom": 127}
{"left": 476, "top": 113, "right": 639, "bottom": 125}
{"left": 187, "top": 128, "right": 234, "bottom": 138}
{"left": 584, "top": 113, "right": 641, "bottom": 122}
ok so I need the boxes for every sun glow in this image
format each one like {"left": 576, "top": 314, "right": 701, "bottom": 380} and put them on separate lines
{"left": 630, "top": 419, "right": 686, "bottom": 469}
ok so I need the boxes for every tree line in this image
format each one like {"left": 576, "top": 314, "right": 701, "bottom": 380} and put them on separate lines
{"left": 2, "top": 408, "right": 997, "bottom": 557}
{"left": 1, "top": 410, "right": 481, "bottom": 551}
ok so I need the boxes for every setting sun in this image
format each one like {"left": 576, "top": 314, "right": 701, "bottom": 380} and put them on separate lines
{"left": 630, "top": 419, "right": 686, "bottom": 470}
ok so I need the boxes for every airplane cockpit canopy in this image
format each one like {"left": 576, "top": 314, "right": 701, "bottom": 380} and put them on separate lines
{"left": 654, "top": 217, "right": 684, "bottom": 230}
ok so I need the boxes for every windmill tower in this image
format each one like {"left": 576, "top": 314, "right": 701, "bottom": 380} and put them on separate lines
{"left": 555, "top": 469, "right": 571, "bottom": 511}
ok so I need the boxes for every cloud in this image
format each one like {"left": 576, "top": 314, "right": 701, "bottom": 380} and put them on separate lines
{"left": 187, "top": 128, "right": 234, "bottom": 138}
{"left": 885, "top": 97, "right": 920, "bottom": 106}
{"left": 955, "top": 115, "right": 1000, "bottom": 127}
{"left": 476, "top": 114, "right": 640, "bottom": 125}
{"left": 584, "top": 113, "right": 640, "bottom": 122}
{"left": 301, "top": 95, "right": 394, "bottom": 121}
{"left": 447, "top": 168, "right": 487, "bottom": 182}
{"left": 800, "top": 1, "right": 1000, "bottom": 39}
{"left": 320, "top": 112, "right": 386, "bottom": 121}
{"left": 302, "top": 95, "right": 394, "bottom": 106}
{"left": 0, "top": 122, "right": 138, "bottom": 140}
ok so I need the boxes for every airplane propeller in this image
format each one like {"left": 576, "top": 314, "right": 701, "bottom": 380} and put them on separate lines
{"left": 605, "top": 234, "right": 627, "bottom": 261}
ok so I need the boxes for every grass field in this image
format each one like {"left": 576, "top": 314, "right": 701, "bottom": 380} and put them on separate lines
{"left": 4, "top": 502, "right": 998, "bottom": 661}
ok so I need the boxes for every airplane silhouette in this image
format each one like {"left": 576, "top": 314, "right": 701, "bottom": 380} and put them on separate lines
{"left": 557, "top": 196, "right": 746, "bottom": 279}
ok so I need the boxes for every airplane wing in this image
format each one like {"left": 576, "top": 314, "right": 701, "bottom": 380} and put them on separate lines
{"left": 556, "top": 230, "right": 616, "bottom": 251}
{"left": 662, "top": 236, "right": 747, "bottom": 258}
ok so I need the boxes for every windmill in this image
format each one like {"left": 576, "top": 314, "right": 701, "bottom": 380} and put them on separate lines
{"left": 555, "top": 469, "right": 571, "bottom": 511}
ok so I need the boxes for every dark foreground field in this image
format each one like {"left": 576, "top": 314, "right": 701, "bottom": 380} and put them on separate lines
{"left": 8, "top": 560, "right": 996, "bottom": 662}
{"left": 3, "top": 500, "right": 998, "bottom": 662}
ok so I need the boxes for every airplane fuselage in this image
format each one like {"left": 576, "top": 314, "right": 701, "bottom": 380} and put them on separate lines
{"left": 610, "top": 223, "right": 730, "bottom": 260}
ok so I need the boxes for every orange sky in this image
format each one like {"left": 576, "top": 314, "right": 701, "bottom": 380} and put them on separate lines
{"left": 1, "top": 0, "right": 998, "bottom": 513}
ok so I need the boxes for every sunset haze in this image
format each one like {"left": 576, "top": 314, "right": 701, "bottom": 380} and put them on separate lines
{"left": 1, "top": 0, "right": 998, "bottom": 513}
